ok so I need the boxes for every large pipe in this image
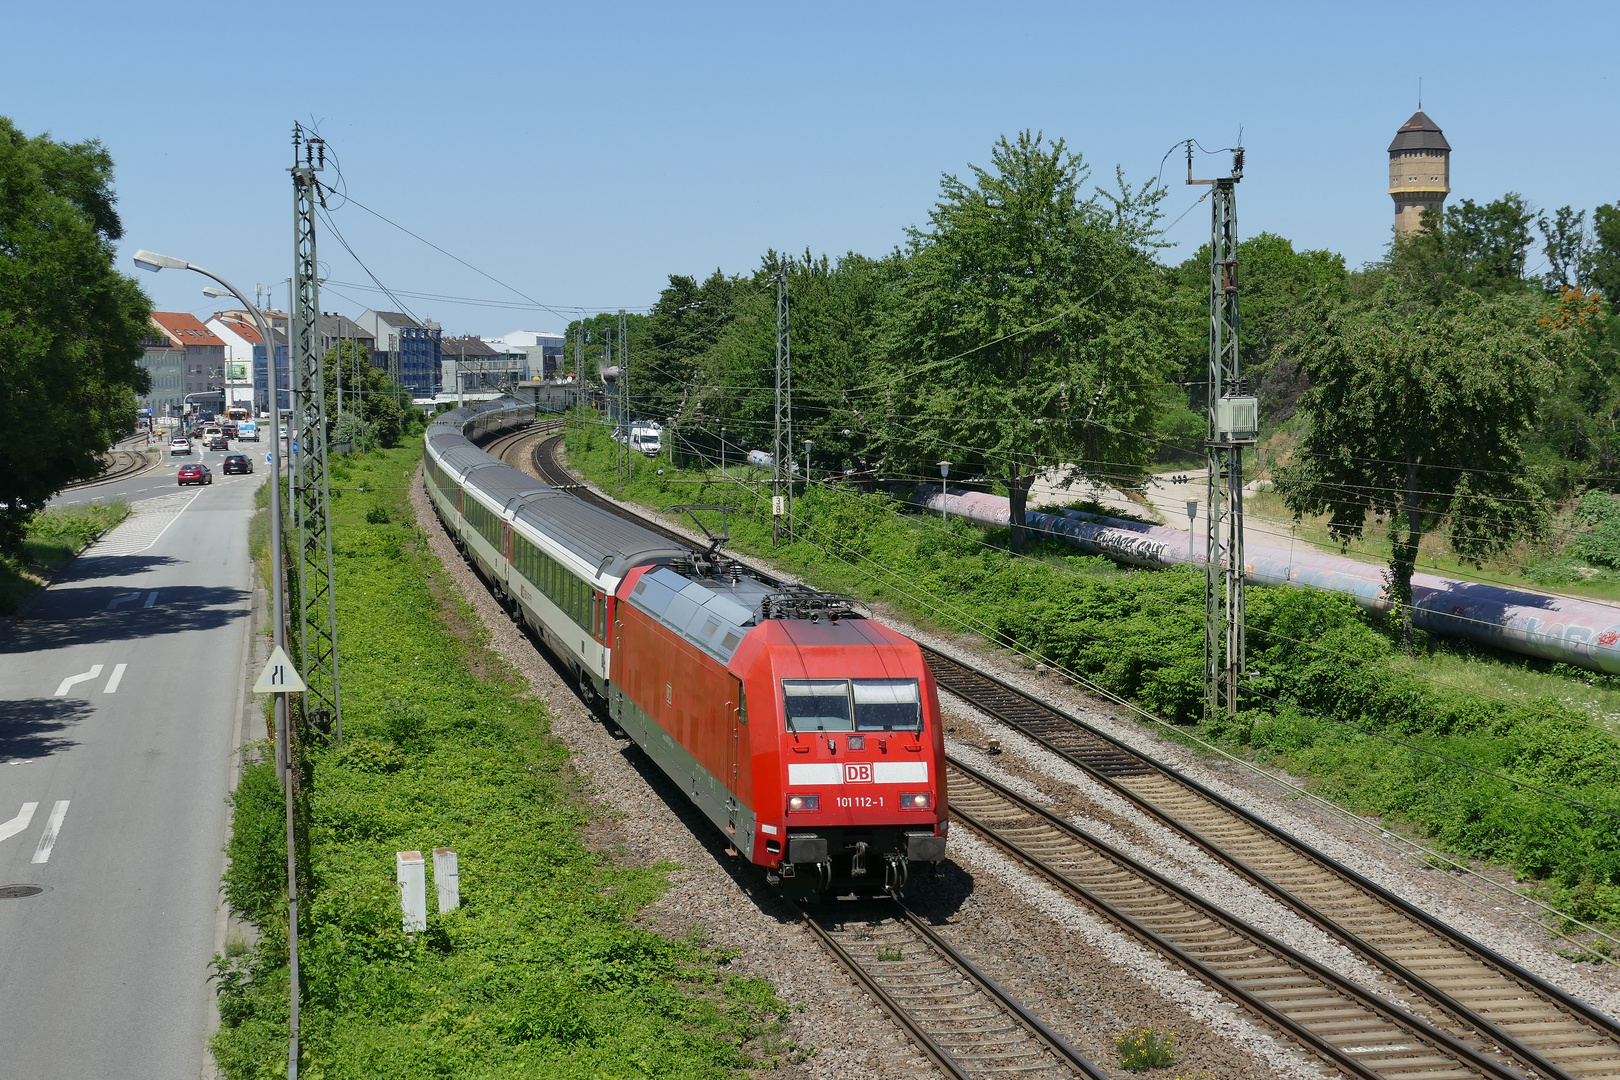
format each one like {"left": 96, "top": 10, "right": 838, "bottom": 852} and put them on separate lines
{"left": 914, "top": 487, "right": 1620, "bottom": 675}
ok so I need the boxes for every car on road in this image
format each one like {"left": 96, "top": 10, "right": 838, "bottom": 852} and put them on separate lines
{"left": 169, "top": 437, "right": 192, "bottom": 456}
{"left": 221, "top": 453, "right": 252, "bottom": 475}
{"left": 177, "top": 463, "right": 213, "bottom": 486}
{"left": 208, "top": 435, "right": 230, "bottom": 451}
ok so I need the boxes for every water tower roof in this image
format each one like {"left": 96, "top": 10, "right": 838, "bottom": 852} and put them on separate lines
{"left": 1389, "top": 110, "right": 1451, "bottom": 152}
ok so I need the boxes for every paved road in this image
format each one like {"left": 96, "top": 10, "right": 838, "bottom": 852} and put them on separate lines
{"left": 0, "top": 468, "right": 260, "bottom": 1078}
{"left": 53, "top": 435, "right": 276, "bottom": 509}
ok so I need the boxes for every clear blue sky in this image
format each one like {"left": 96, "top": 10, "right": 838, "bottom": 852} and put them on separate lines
{"left": 6, "top": 1, "right": 1614, "bottom": 335}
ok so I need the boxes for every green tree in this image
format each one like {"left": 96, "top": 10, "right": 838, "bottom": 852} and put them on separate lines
{"left": 884, "top": 131, "right": 1171, "bottom": 550}
{"left": 636, "top": 270, "right": 740, "bottom": 424}
{"left": 1393, "top": 194, "right": 1537, "bottom": 302}
{"left": 1275, "top": 279, "right": 1566, "bottom": 644}
{"left": 0, "top": 117, "right": 151, "bottom": 556}
{"left": 321, "top": 340, "right": 409, "bottom": 449}
{"left": 689, "top": 250, "right": 903, "bottom": 472}
{"left": 1590, "top": 203, "right": 1620, "bottom": 301}
{"left": 1167, "top": 232, "right": 1348, "bottom": 426}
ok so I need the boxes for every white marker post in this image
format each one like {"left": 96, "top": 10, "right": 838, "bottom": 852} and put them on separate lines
{"left": 433, "top": 848, "right": 460, "bottom": 913}
{"left": 397, "top": 851, "right": 427, "bottom": 932}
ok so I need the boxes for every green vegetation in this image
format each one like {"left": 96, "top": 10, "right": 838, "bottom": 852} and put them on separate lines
{"left": 0, "top": 500, "right": 129, "bottom": 614}
{"left": 214, "top": 445, "right": 791, "bottom": 1078}
{"left": 0, "top": 116, "right": 153, "bottom": 559}
{"left": 567, "top": 423, "right": 1620, "bottom": 937}
{"left": 1116, "top": 1025, "right": 1178, "bottom": 1071}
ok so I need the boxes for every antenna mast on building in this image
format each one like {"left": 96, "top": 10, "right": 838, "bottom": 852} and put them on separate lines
{"left": 772, "top": 269, "right": 792, "bottom": 546}
{"left": 1188, "top": 142, "right": 1256, "bottom": 721}
{"left": 290, "top": 122, "right": 343, "bottom": 740}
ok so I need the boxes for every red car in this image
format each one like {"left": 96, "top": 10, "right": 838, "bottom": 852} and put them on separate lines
{"left": 177, "top": 463, "right": 213, "bottom": 486}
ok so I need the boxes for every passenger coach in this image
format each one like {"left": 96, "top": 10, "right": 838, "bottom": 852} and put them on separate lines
{"left": 425, "top": 401, "right": 948, "bottom": 898}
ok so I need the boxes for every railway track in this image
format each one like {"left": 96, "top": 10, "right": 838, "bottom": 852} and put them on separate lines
{"left": 924, "top": 652, "right": 1620, "bottom": 1080}
{"left": 513, "top": 426, "right": 1620, "bottom": 1078}
{"left": 799, "top": 901, "right": 1107, "bottom": 1080}
{"left": 62, "top": 434, "right": 157, "bottom": 491}
{"left": 950, "top": 759, "right": 1530, "bottom": 1080}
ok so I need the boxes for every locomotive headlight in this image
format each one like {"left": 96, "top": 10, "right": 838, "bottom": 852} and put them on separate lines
{"left": 787, "top": 794, "right": 820, "bottom": 812}
{"left": 899, "top": 792, "right": 931, "bottom": 809}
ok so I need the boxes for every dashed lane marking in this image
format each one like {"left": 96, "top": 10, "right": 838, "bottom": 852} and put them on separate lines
{"left": 103, "top": 664, "right": 126, "bottom": 694}
{"left": 106, "top": 592, "right": 141, "bottom": 611}
{"left": 31, "top": 801, "right": 69, "bottom": 863}
{"left": 54, "top": 665, "right": 103, "bottom": 697}
{"left": 0, "top": 803, "right": 37, "bottom": 844}
{"left": 143, "top": 590, "right": 158, "bottom": 608}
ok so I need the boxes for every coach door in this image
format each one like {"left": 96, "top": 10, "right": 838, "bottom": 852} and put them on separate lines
{"left": 500, "top": 521, "right": 512, "bottom": 564}
{"left": 724, "top": 675, "right": 747, "bottom": 818}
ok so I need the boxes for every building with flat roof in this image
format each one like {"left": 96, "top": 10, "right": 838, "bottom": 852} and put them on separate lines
{"left": 355, "top": 309, "right": 441, "bottom": 397}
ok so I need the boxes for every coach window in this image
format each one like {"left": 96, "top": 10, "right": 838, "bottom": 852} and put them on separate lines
{"left": 853, "top": 679, "right": 922, "bottom": 732}
{"left": 782, "top": 680, "right": 853, "bottom": 732}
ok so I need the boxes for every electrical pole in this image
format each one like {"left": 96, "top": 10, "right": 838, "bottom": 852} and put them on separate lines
{"left": 619, "top": 308, "right": 629, "bottom": 485}
{"left": 291, "top": 124, "right": 343, "bottom": 740}
{"left": 1189, "top": 143, "right": 1256, "bottom": 722}
{"left": 772, "top": 269, "right": 791, "bottom": 545}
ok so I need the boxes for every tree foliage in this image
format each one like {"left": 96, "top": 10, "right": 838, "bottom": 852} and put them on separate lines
{"left": 321, "top": 340, "right": 410, "bottom": 449}
{"left": 1167, "top": 232, "right": 1348, "bottom": 425}
{"left": 1276, "top": 279, "right": 1567, "bottom": 638}
{"left": 882, "top": 130, "right": 1172, "bottom": 549}
{"left": 0, "top": 116, "right": 152, "bottom": 555}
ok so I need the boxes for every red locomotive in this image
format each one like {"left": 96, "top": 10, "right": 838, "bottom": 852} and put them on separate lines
{"left": 426, "top": 404, "right": 948, "bottom": 899}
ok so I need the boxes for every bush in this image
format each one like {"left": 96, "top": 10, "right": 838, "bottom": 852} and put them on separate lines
{"left": 1116, "top": 1026, "right": 1178, "bottom": 1071}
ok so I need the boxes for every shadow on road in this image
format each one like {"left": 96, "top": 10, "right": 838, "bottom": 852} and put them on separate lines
{"left": 0, "top": 698, "right": 93, "bottom": 761}
{"left": 0, "top": 584, "right": 250, "bottom": 653}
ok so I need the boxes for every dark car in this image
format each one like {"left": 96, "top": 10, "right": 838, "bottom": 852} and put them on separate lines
{"left": 221, "top": 453, "right": 253, "bottom": 475}
{"left": 221, "top": 424, "right": 238, "bottom": 438}
{"left": 177, "top": 463, "right": 213, "bottom": 486}
{"left": 208, "top": 435, "right": 230, "bottom": 451}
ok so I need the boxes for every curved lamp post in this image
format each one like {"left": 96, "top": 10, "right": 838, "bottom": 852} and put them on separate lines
{"left": 132, "top": 250, "right": 300, "bottom": 1080}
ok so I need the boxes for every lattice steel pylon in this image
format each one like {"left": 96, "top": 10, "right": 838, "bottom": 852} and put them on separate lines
{"left": 1190, "top": 144, "right": 1253, "bottom": 722}
{"left": 291, "top": 124, "right": 343, "bottom": 740}
{"left": 772, "top": 270, "right": 791, "bottom": 545}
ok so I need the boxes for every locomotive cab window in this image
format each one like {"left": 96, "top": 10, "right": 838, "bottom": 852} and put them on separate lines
{"left": 782, "top": 679, "right": 922, "bottom": 733}
{"left": 853, "top": 679, "right": 921, "bottom": 732}
{"left": 783, "top": 681, "right": 853, "bottom": 732}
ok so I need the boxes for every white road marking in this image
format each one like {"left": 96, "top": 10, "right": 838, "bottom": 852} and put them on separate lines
{"left": 0, "top": 803, "right": 38, "bottom": 843}
{"left": 88, "top": 490, "right": 199, "bottom": 556}
{"left": 31, "top": 801, "right": 69, "bottom": 863}
{"left": 55, "top": 665, "right": 104, "bottom": 697}
{"left": 143, "top": 590, "right": 159, "bottom": 608}
{"left": 106, "top": 591, "right": 142, "bottom": 611}
{"left": 103, "top": 664, "right": 127, "bottom": 694}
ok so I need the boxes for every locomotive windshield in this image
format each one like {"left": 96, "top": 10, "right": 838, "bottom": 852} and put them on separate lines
{"left": 782, "top": 678, "right": 921, "bottom": 733}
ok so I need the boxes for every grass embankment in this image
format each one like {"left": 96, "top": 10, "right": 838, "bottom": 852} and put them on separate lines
{"left": 567, "top": 419, "right": 1620, "bottom": 941}
{"left": 215, "top": 446, "right": 790, "bottom": 1078}
{"left": 0, "top": 500, "right": 130, "bottom": 614}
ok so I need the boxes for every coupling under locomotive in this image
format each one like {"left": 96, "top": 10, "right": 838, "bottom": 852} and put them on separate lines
{"left": 424, "top": 402, "right": 948, "bottom": 900}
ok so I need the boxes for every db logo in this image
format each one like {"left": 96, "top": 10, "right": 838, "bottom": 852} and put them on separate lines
{"left": 844, "top": 762, "right": 873, "bottom": 784}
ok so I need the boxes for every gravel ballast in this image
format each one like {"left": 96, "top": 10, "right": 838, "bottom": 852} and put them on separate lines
{"left": 411, "top": 458, "right": 1299, "bottom": 1078}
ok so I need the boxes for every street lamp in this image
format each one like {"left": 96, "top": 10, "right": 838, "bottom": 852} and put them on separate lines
{"left": 938, "top": 461, "right": 951, "bottom": 521}
{"left": 133, "top": 249, "right": 299, "bottom": 1078}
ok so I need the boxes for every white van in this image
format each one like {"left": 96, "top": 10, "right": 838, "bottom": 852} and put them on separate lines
{"left": 629, "top": 422, "right": 662, "bottom": 457}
